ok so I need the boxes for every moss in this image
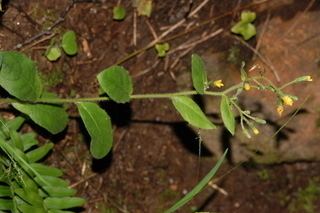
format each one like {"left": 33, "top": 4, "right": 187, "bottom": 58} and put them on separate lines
{"left": 28, "top": 2, "right": 59, "bottom": 30}
{"left": 40, "top": 67, "right": 64, "bottom": 88}
{"left": 257, "top": 169, "right": 270, "bottom": 181}
{"left": 227, "top": 46, "right": 241, "bottom": 64}
{"left": 288, "top": 179, "right": 320, "bottom": 213}
{"left": 155, "top": 188, "right": 180, "bottom": 213}
{"left": 95, "top": 203, "right": 117, "bottom": 213}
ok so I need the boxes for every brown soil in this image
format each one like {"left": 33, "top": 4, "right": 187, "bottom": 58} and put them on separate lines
{"left": 0, "top": 0, "right": 320, "bottom": 213}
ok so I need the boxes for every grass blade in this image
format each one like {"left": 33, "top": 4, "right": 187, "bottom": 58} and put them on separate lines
{"left": 165, "top": 149, "right": 227, "bottom": 213}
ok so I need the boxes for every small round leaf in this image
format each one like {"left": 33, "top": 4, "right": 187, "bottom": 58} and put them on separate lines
{"left": 113, "top": 5, "right": 126, "bottom": 21}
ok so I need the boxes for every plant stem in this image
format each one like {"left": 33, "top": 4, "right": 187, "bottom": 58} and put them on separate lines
{"left": 0, "top": 84, "right": 243, "bottom": 105}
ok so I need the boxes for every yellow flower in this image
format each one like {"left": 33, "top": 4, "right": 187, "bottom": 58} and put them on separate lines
{"left": 282, "top": 96, "right": 293, "bottom": 106}
{"left": 213, "top": 80, "right": 224, "bottom": 88}
{"left": 277, "top": 105, "right": 284, "bottom": 116}
{"left": 252, "top": 127, "right": 259, "bottom": 135}
{"left": 244, "top": 83, "right": 251, "bottom": 91}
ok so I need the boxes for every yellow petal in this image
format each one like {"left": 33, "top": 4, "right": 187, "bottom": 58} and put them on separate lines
{"left": 244, "top": 83, "right": 251, "bottom": 91}
{"left": 213, "top": 80, "right": 224, "bottom": 88}
{"left": 282, "top": 96, "right": 293, "bottom": 106}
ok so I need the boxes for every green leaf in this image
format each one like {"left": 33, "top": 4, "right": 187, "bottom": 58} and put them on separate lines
{"left": 135, "top": 0, "right": 152, "bottom": 17}
{"left": 42, "top": 186, "right": 76, "bottom": 197}
{"left": 46, "top": 46, "right": 62, "bottom": 61}
{"left": 231, "top": 11, "right": 257, "bottom": 40}
{"left": 9, "top": 130, "right": 24, "bottom": 151}
{"left": 113, "top": 5, "right": 126, "bottom": 20}
{"left": 26, "top": 142, "right": 54, "bottom": 163}
{"left": 171, "top": 96, "right": 216, "bottom": 129}
{"left": 17, "top": 204, "right": 46, "bottom": 213}
{"left": 12, "top": 103, "right": 68, "bottom": 134}
{"left": 241, "top": 11, "right": 256, "bottom": 22}
{"left": 21, "top": 132, "right": 38, "bottom": 151}
{"left": 61, "top": 31, "right": 78, "bottom": 56}
{"left": 240, "top": 23, "right": 256, "bottom": 40}
{"left": 240, "top": 61, "right": 247, "bottom": 81}
{"left": 0, "top": 51, "right": 42, "bottom": 101}
{"left": 14, "top": 187, "right": 43, "bottom": 206}
{"left": 191, "top": 54, "right": 208, "bottom": 94}
{"left": 220, "top": 96, "right": 235, "bottom": 135}
{"left": 0, "top": 198, "right": 13, "bottom": 210}
{"left": 155, "top": 43, "right": 170, "bottom": 57}
{"left": 5, "top": 116, "right": 25, "bottom": 131}
{"left": 44, "top": 197, "right": 85, "bottom": 210}
{"left": 165, "top": 149, "right": 228, "bottom": 213}
{"left": 0, "top": 185, "right": 10, "bottom": 197}
{"left": 30, "top": 163, "right": 63, "bottom": 177}
{"left": 77, "top": 102, "right": 113, "bottom": 159}
{"left": 97, "top": 65, "right": 133, "bottom": 103}
{"left": 49, "top": 210, "right": 74, "bottom": 213}
{"left": 34, "top": 176, "right": 69, "bottom": 188}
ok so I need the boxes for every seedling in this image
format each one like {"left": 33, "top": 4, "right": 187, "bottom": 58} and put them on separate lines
{"left": 155, "top": 43, "right": 170, "bottom": 57}
{"left": 113, "top": 5, "right": 126, "bottom": 21}
{"left": 0, "top": 51, "right": 312, "bottom": 158}
{"left": 46, "top": 30, "right": 78, "bottom": 61}
{"left": 231, "top": 11, "right": 257, "bottom": 40}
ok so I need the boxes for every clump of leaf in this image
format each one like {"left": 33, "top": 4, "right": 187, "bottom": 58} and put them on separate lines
{"left": 0, "top": 51, "right": 113, "bottom": 159}
{"left": 231, "top": 11, "right": 257, "bottom": 40}
{"left": 0, "top": 116, "right": 85, "bottom": 212}
{"left": 113, "top": 5, "right": 126, "bottom": 21}
{"left": 155, "top": 43, "right": 170, "bottom": 57}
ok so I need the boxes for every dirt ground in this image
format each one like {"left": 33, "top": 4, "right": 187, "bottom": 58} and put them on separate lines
{"left": 0, "top": 0, "right": 320, "bottom": 212}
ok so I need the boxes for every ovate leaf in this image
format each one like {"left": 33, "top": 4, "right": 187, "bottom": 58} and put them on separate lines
{"left": 113, "top": 5, "right": 126, "bottom": 21}
{"left": 191, "top": 54, "right": 208, "bottom": 94}
{"left": 77, "top": 102, "right": 113, "bottom": 159}
{"left": 0, "top": 51, "right": 42, "bottom": 101}
{"left": 171, "top": 96, "right": 216, "bottom": 129}
{"left": 12, "top": 103, "right": 68, "bottom": 134}
{"left": 97, "top": 65, "right": 133, "bottom": 103}
{"left": 220, "top": 96, "right": 235, "bottom": 135}
{"left": 61, "top": 31, "right": 78, "bottom": 56}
